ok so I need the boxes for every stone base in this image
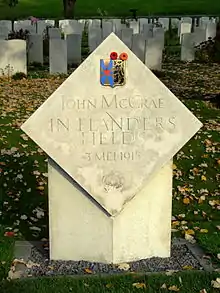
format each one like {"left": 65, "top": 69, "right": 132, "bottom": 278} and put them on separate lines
{"left": 13, "top": 238, "right": 216, "bottom": 279}
{"left": 48, "top": 159, "right": 173, "bottom": 264}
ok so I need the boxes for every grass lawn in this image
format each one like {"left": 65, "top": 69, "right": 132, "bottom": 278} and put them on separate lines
{"left": 0, "top": 271, "right": 220, "bottom": 293}
{"left": 0, "top": 0, "right": 220, "bottom": 19}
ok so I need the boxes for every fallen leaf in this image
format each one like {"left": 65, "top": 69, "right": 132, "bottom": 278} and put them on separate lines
{"left": 168, "top": 285, "right": 180, "bottom": 291}
{"left": 182, "top": 265, "right": 193, "bottom": 270}
{"left": 36, "top": 186, "right": 44, "bottom": 191}
{"left": 211, "top": 278, "right": 220, "bottom": 289}
{"left": 84, "top": 268, "right": 93, "bottom": 274}
{"left": 185, "top": 233, "right": 196, "bottom": 244}
{"left": 185, "top": 229, "right": 195, "bottom": 235}
{"left": 183, "top": 198, "right": 190, "bottom": 204}
{"left": 201, "top": 175, "right": 207, "bottom": 181}
{"left": 165, "top": 270, "right": 179, "bottom": 276}
{"left": 106, "top": 283, "right": 113, "bottom": 288}
{"left": 161, "top": 283, "right": 167, "bottom": 289}
{"left": 117, "top": 263, "right": 130, "bottom": 271}
{"left": 200, "top": 289, "right": 207, "bottom": 293}
{"left": 132, "top": 282, "right": 146, "bottom": 289}
{"left": 4, "top": 231, "right": 14, "bottom": 237}
{"left": 200, "top": 229, "right": 208, "bottom": 233}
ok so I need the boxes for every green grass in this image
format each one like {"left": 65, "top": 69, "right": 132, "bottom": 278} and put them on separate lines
{"left": 0, "top": 271, "right": 220, "bottom": 293}
{"left": 0, "top": 0, "right": 220, "bottom": 19}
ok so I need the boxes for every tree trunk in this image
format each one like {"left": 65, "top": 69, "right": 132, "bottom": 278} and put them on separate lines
{"left": 63, "top": 0, "right": 76, "bottom": 19}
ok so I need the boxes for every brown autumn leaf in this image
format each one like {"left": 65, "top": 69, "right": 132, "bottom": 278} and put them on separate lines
{"left": 36, "top": 186, "right": 44, "bottom": 191}
{"left": 84, "top": 268, "right": 93, "bottom": 274}
{"left": 183, "top": 197, "right": 190, "bottom": 204}
{"left": 185, "top": 229, "right": 195, "bottom": 235}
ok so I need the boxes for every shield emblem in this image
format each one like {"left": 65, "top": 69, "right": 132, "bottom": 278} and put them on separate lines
{"left": 100, "top": 53, "right": 127, "bottom": 88}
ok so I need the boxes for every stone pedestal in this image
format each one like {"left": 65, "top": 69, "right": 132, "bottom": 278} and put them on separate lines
{"left": 49, "top": 159, "right": 173, "bottom": 263}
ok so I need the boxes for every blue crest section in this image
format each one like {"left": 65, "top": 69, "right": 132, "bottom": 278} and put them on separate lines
{"left": 100, "top": 59, "right": 114, "bottom": 88}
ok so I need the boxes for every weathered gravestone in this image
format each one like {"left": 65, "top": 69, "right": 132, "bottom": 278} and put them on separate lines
{"left": 21, "top": 33, "right": 202, "bottom": 264}
{"left": 49, "top": 39, "right": 67, "bottom": 74}
{"left": 0, "top": 40, "right": 27, "bottom": 76}
{"left": 181, "top": 33, "right": 195, "bottom": 62}
{"left": 28, "top": 34, "right": 43, "bottom": 64}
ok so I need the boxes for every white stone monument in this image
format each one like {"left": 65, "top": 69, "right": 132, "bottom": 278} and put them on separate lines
{"left": 181, "top": 33, "right": 195, "bottom": 62}
{"left": 0, "top": 40, "right": 27, "bottom": 76}
{"left": 21, "top": 33, "right": 202, "bottom": 264}
{"left": 28, "top": 34, "right": 43, "bottom": 64}
{"left": 49, "top": 39, "right": 67, "bottom": 74}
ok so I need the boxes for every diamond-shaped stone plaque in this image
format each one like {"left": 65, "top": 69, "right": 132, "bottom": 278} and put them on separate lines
{"left": 21, "top": 33, "right": 202, "bottom": 216}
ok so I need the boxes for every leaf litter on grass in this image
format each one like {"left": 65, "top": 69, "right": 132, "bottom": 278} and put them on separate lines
{"left": 0, "top": 63, "right": 220, "bottom": 281}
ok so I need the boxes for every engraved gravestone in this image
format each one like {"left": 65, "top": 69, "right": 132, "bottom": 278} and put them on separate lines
{"left": 21, "top": 33, "right": 202, "bottom": 263}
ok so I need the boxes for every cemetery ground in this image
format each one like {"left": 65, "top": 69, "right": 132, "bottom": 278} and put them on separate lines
{"left": 1, "top": 0, "right": 220, "bottom": 19}
{"left": 0, "top": 61, "right": 220, "bottom": 291}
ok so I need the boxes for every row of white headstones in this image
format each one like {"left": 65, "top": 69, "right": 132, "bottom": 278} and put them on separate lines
{"left": 0, "top": 17, "right": 218, "bottom": 76}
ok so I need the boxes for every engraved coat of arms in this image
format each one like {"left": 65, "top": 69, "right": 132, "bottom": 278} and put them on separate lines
{"left": 100, "top": 52, "right": 128, "bottom": 88}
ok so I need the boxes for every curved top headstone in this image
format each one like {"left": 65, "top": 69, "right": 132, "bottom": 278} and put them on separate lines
{"left": 21, "top": 33, "right": 202, "bottom": 216}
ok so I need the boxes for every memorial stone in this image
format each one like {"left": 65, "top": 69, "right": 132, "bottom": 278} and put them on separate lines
{"left": 131, "top": 33, "right": 146, "bottom": 62}
{"left": 88, "top": 27, "right": 102, "bottom": 52}
{"left": 102, "top": 21, "right": 114, "bottom": 40}
{"left": 49, "top": 39, "right": 67, "bottom": 74}
{"left": 145, "top": 37, "right": 163, "bottom": 70}
{"left": 121, "top": 28, "right": 133, "bottom": 49}
{"left": 206, "top": 22, "right": 216, "bottom": 40}
{"left": 181, "top": 33, "right": 195, "bottom": 62}
{"left": 66, "top": 34, "right": 82, "bottom": 65}
{"left": 21, "top": 33, "right": 202, "bottom": 264}
{"left": 49, "top": 28, "right": 62, "bottom": 39}
{"left": 139, "top": 18, "right": 149, "bottom": 33}
{"left": 0, "top": 40, "right": 27, "bottom": 76}
{"left": 179, "top": 22, "right": 192, "bottom": 42}
{"left": 0, "top": 20, "right": 12, "bottom": 33}
{"left": 28, "top": 34, "right": 43, "bottom": 64}
{"left": 143, "top": 24, "right": 153, "bottom": 40}
{"left": 129, "top": 20, "right": 139, "bottom": 34}
{"left": 193, "top": 27, "right": 206, "bottom": 46}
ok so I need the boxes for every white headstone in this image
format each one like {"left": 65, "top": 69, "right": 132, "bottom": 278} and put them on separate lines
{"left": 88, "top": 27, "right": 102, "bottom": 52}
{"left": 153, "top": 27, "right": 165, "bottom": 48}
{"left": 193, "top": 27, "right": 206, "bottom": 46}
{"left": 45, "top": 20, "right": 55, "bottom": 27}
{"left": 28, "top": 34, "right": 43, "bottom": 64}
{"left": 139, "top": 18, "right": 149, "bottom": 33}
{"left": 60, "top": 20, "right": 84, "bottom": 35}
{"left": 0, "top": 40, "right": 27, "bottom": 76}
{"left": 49, "top": 28, "right": 62, "bottom": 39}
{"left": 66, "top": 34, "right": 82, "bottom": 65}
{"left": 37, "top": 20, "right": 48, "bottom": 35}
{"left": 121, "top": 28, "right": 133, "bottom": 49}
{"left": 102, "top": 21, "right": 113, "bottom": 40}
{"left": 206, "top": 22, "right": 216, "bottom": 40}
{"left": 158, "top": 18, "right": 169, "bottom": 31}
{"left": 171, "top": 18, "right": 180, "bottom": 28}
{"left": 131, "top": 34, "right": 146, "bottom": 62}
{"left": 112, "top": 19, "right": 122, "bottom": 32}
{"left": 0, "top": 20, "right": 12, "bottom": 34}
{"left": 129, "top": 20, "right": 139, "bottom": 34}
{"left": 49, "top": 39, "right": 67, "bottom": 74}
{"left": 179, "top": 22, "right": 192, "bottom": 42}
{"left": 145, "top": 37, "right": 163, "bottom": 70}
{"left": 143, "top": 24, "right": 153, "bottom": 40}
{"left": 21, "top": 33, "right": 202, "bottom": 263}
{"left": 0, "top": 26, "right": 8, "bottom": 39}
{"left": 181, "top": 33, "right": 195, "bottom": 62}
